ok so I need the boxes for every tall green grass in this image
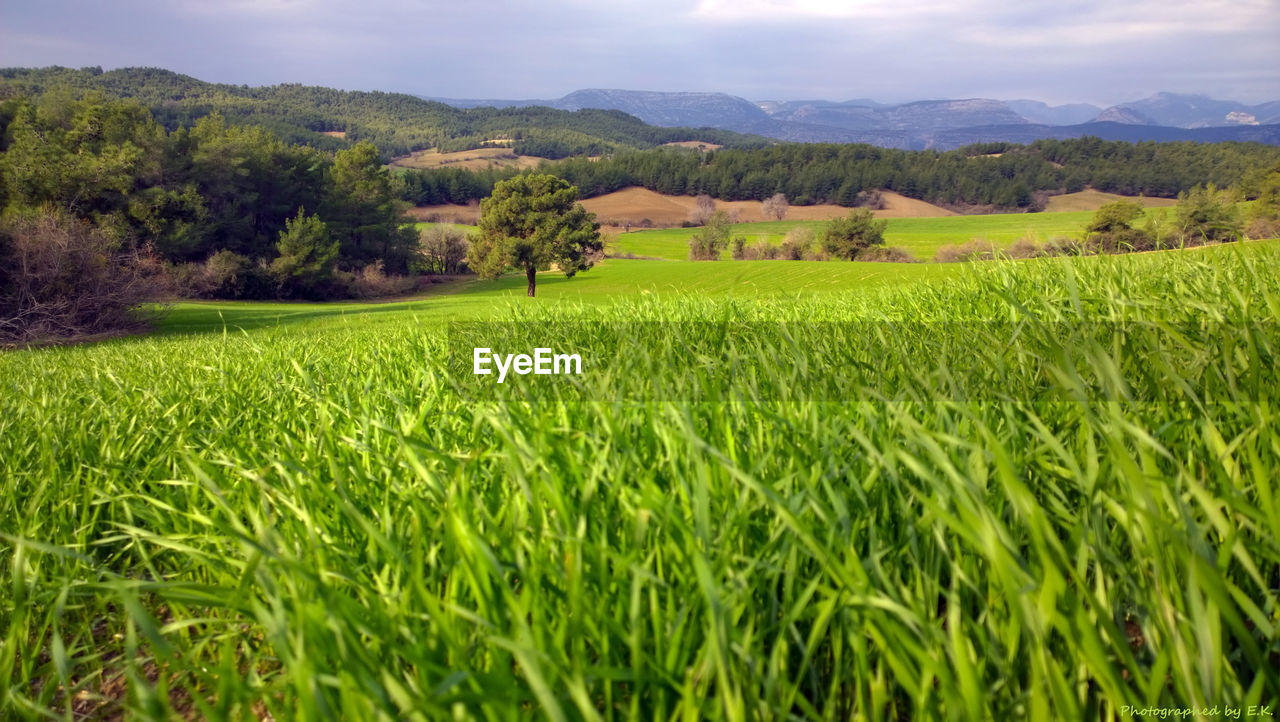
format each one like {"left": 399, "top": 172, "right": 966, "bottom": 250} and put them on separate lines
{"left": 2, "top": 247, "right": 1278, "bottom": 719}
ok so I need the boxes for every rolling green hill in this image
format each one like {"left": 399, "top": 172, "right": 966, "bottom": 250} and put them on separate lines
{"left": 0, "top": 66, "right": 770, "bottom": 157}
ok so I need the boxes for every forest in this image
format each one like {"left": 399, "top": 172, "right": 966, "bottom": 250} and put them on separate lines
{"left": 0, "top": 66, "right": 767, "bottom": 158}
{"left": 402, "top": 139, "right": 1280, "bottom": 209}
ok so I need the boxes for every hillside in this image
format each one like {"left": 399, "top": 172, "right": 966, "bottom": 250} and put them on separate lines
{"left": 1043, "top": 189, "right": 1178, "bottom": 212}
{"left": 1095, "top": 92, "right": 1280, "bottom": 128}
{"left": 580, "top": 188, "right": 953, "bottom": 227}
{"left": 426, "top": 88, "right": 1280, "bottom": 148}
{"left": 0, "top": 67, "right": 770, "bottom": 158}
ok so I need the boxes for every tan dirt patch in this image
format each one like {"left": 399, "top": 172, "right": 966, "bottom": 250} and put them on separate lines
{"left": 1045, "top": 189, "right": 1177, "bottom": 213}
{"left": 660, "top": 141, "right": 723, "bottom": 151}
{"left": 389, "top": 148, "right": 547, "bottom": 172}
{"left": 407, "top": 204, "right": 481, "bottom": 224}
{"left": 411, "top": 187, "right": 957, "bottom": 229}
{"left": 580, "top": 187, "right": 955, "bottom": 227}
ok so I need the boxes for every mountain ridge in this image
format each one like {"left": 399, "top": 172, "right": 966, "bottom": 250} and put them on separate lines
{"left": 424, "top": 88, "right": 1280, "bottom": 147}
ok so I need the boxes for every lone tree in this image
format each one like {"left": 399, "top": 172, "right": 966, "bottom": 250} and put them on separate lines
{"left": 688, "top": 210, "right": 732, "bottom": 260}
{"left": 1175, "top": 183, "right": 1242, "bottom": 245}
{"left": 689, "top": 194, "right": 716, "bottom": 226}
{"left": 762, "top": 192, "right": 788, "bottom": 221}
{"left": 471, "top": 174, "right": 602, "bottom": 297}
{"left": 1085, "top": 199, "right": 1152, "bottom": 252}
{"left": 822, "top": 208, "right": 887, "bottom": 260}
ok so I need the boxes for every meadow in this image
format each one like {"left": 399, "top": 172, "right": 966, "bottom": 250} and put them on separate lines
{"left": 3, "top": 240, "right": 1278, "bottom": 719}
{"left": 607, "top": 208, "right": 1178, "bottom": 260}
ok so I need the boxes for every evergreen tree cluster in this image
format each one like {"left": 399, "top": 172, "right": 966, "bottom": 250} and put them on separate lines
{"left": 398, "top": 141, "right": 1280, "bottom": 210}
{"left": 0, "top": 67, "right": 766, "bottom": 159}
{"left": 0, "top": 92, "right": 414, "bottom": 300}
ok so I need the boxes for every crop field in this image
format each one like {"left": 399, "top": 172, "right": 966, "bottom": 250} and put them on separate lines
{"left": 609, "top": 208, "right": 1179, "bottom": 260}
{"left": 581, "top": 189, "right": 953, "bottom": 228}
{"left": 3, "top": 241, "right": 1279, "bottom": 719}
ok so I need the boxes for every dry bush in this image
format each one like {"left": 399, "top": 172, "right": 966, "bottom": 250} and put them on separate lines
{"left": 741, "top": 239, "right": 780, "bottom": 260}
{"left": 934, "top": 239, "right": 999, "bottom": 263}
{"left": 0, "top": 211, "right": 171, "bottom": 342}
{"left": 762, "top": 193, "right": 788, "bottom": 221}
{"left": 688, "top": 194, "right": 716, "bottom": 226}
{"left": 1043, "top": 236, "right": 1087, "bottom": 256}
{"left": 855, "top": 190, "right": 886, "bottom": 210}
{"left": 414, "top": 225, "right": 469, "bottom": 275}
{"left": 1005, "top": 237, "right": 1046, "bottom": 259}
{"left": 341, "top": 261, "right": 418, "bottom": 299}
{"left": 857, "top": 246, "right": 919, "bottom": 263}
{"left": 173, "top": 250, "right": 274, "bottom": 300}
{"left": 779, "top": 227, "right": 814, "bottom": 260}
{"left": 1244, "top": 217, "right": 1280, "bottom": 240}
{"left": 802, "top": 246, "right": 830, "bottom": 261}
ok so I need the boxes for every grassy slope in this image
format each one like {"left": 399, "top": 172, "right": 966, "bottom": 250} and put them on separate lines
{"left": 419, "top": 207, "right": 1191, "bottom": 262}
{"left": 3, "top": 242, "right": 1278, "bottom": 719}
{"left": 610, "top": 209, "right": 1182, "bottom": 260}
{"left": 158, "top": 258, "right": 957, "bottom": 334}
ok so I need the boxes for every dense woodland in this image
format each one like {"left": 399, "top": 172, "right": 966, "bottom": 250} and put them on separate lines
{"left": 0, "top": 66, "right": 766, "bottom": 158}
{"left": 0, "top": 90, "right": 419, "bottom": 337}
{"left": 403, "top": 140, "right": 1280, "bottom": 209}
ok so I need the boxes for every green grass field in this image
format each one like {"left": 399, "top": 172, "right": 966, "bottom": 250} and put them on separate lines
{"left": 3, "top": 242, "right": 1278, "bottom": 719}
{"left": 610, "top": 209, "right": 1176, "bottom": 261}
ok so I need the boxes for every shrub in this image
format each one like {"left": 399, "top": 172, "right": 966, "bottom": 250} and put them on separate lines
{"left": 731, "top": 236, "right": 747, "bottom": 260}
{"left": 0, "top": 210, "right": 171, "bottom": 342}
{"left": 1043, "top": 236, "right": 1087, "bottom": 256}
{"left": 802, "top": 245, "right": 831, "bottom": 262}
{"left": 414, "top": 225, "right": 470, "bottom": 275}
{"left": 270, "top": 210, "right": 339, "bottom": 299}
{"left": 762, "top": 193, "right": 788, "bottom": 221}
{"left": 1244, "top": 216, "right": 1280, "bottom": 240}
{"left": 688, "top": 194, "right": 716, "bottom": 226}
{"left": 1175, "top": 183, "right": 1242, "bottom": 244}
{"left": 857, "top": 246, "right": 918, "bottom": 263}
{"left": 779, "top": 227, "right": 814, "bottom": 260}
{"left": 340, "top": 261, "right": 418, "bottom": 299}
{"left": 934, "top": 239, "right": 999, "bottom": 263}
{"left": 749, "top": 240, "right": 781, "bottom": 260}
{"left": 1005, "top": 237, "right": 1046, "bottom": 260}
{"left": 854, "top": 189, "right": 886, "bottom": 210}
{"left": 823, "top": 209, "right": 887, "bottom": 260}
{"left": 688, "top": 210, "right": 731, "bottom": 260}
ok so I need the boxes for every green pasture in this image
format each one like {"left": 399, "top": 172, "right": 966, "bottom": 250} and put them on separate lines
{"left": 3, "top": 242, "right": 1279, "bottom": 719}
{"left": 160, "top": 258, "right": 954, "bottom": 334}
{"left": 609, "top": 208, "right": 1179, "bottom": 261}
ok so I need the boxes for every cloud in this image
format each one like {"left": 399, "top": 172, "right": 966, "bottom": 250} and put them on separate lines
{"left": 0, "top": 0, "right": 1274, "bottom": 104}
{"left": 691, "top": 0, "right": 970, "bottom": 21}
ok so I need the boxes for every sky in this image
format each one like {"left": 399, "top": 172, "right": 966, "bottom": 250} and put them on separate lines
{"left": 1, "top": 0, "right": 1277, "bottom": 107}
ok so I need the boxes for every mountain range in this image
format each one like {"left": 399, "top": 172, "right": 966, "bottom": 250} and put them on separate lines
{"left": 424, "top": 90, "right": 1280, "bottom": 150}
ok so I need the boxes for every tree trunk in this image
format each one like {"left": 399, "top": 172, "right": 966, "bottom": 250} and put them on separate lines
{"left": 526, "top": 266, "right": 537, "bottom": 297}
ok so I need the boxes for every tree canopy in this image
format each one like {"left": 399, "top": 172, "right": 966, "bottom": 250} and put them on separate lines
{"left": 471, "top": 174, "right": 602, "bottom": 297}
{"left": 822, "top": 209, "right": 887, "bottom": 260}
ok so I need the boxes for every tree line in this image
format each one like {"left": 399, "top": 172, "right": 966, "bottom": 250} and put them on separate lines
{"left": 399, "top": 139, "right": 1280, "bottom": 210}
{"left": 0, "top": 66, "right": 767, "bottom": 160}
{"left": 0, "top": 92, "right": 421, "bottom": 339}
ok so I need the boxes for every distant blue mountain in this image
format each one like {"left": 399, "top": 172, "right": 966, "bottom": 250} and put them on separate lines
{"left": 422, "top": 89, "right": 1280, "bottom": 148}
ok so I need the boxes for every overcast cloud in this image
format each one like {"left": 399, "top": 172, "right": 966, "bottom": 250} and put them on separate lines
{"left": 1, "top": 0, "right": 1276, "bottom": 106}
